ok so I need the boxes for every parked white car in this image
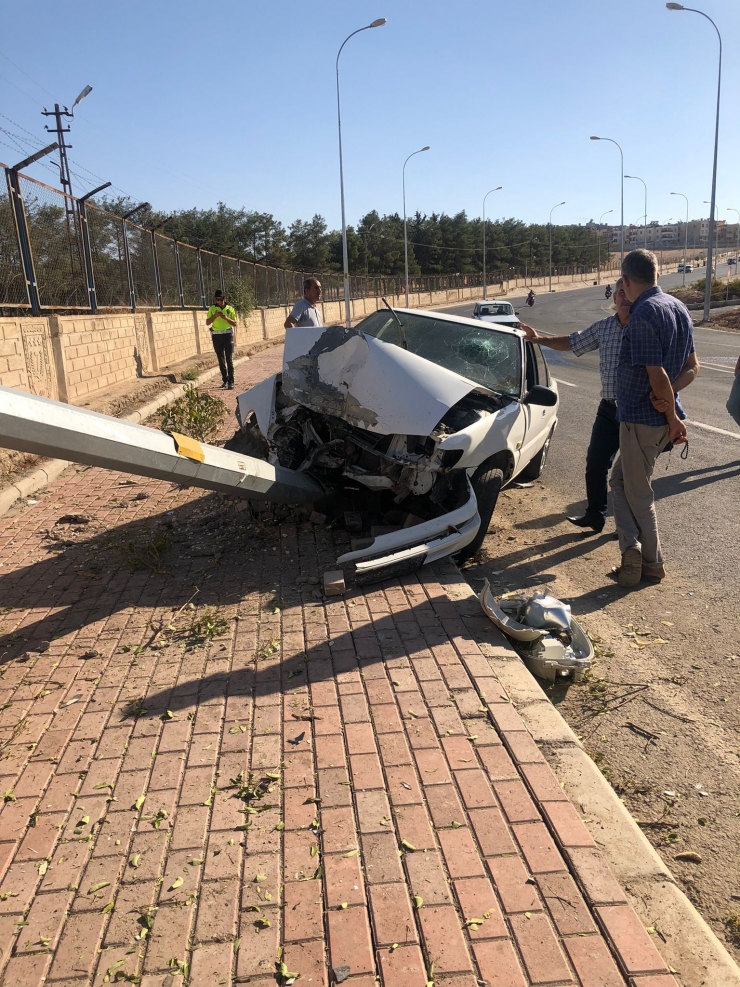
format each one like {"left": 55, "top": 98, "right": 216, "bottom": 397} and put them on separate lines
{"left": 472, "top": 300, "right": 521, "bottom": 329}
{"left": 233, "top": 308, "right": 558, "bottom": 581}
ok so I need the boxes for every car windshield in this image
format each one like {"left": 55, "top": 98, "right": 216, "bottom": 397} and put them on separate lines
{"left": 478, "top": 304, "right": 514, "bottom": 317}
{"left": 357, "top": 310, "right": 522, "bottom": 398}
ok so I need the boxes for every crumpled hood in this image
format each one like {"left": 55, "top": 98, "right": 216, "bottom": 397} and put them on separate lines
{"left": 281, "top": 325, "right": 477, "bottom": 436}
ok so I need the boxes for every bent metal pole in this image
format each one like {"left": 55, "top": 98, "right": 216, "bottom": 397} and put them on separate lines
{"left": 0, "top": 386, "right": 324, "bottom": 505}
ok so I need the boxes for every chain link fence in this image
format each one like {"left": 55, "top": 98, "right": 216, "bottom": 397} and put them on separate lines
{"left": 2, "top": 162, "right": 536, "bottom": 317}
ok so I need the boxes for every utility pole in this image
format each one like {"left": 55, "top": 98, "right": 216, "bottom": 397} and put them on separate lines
{"left": 41, "top": 87, "right": 92, "bottom": 297}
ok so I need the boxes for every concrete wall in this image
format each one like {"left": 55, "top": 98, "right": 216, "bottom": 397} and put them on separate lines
{"left": 0, "top": 284, "right": 488, "bottom": 405}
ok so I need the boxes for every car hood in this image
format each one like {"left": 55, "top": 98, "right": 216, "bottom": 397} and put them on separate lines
{"left": 280, "top": 325, "right": 479, "bottom": 436}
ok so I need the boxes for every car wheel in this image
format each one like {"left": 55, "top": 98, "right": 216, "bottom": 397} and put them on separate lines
{"left": 456, "top": 461, "right": 504, "bottom": 563}
{"left": 518, "top": 427, "right": 554, "bottom": 482}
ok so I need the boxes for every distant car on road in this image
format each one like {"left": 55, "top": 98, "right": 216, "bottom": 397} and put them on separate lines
{"left": 678, "top": 264, "right": 693, "bottom": 273}
{"left": 472, "top": 300, "right": 521, "bottom": 329}
{"left": 727, "top": 258, "right": 736, "bottom": 266}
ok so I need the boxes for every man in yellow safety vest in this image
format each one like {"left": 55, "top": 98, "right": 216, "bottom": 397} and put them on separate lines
{"left": 206, "top": 290, "right": 237, "bottom": 389}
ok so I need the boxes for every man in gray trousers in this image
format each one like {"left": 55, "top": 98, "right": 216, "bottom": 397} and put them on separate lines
{"left": 611, "top": 249, "right": 694, "bottom": 588}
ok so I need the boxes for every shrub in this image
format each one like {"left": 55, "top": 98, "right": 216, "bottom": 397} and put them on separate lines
{"left": 224, "top": 274, "right": 255, "bottom": 321}
{"left": 159, "top": 385, "right": 227, "bottom": 443}
{"left": 181, "top": 366, "right": 200, "bottom": 381}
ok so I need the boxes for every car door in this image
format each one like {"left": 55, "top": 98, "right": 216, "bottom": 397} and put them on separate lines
{"left": 518, "top": 342, "right": 556, "bottom": 468}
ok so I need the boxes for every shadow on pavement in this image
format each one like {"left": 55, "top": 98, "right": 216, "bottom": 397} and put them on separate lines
{"left": 653, "top": 459, "right": 740, "bottom": 498}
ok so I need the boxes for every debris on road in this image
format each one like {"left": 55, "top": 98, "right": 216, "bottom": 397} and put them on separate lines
{"left": 478, "top": 580, "right": 593, "bottom": 682}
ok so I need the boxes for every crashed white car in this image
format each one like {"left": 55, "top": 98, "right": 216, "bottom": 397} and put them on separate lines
{"left": 233, "top": 307, "right": 558, "bottom": 581}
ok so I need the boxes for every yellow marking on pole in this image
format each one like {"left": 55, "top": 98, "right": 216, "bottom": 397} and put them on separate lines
{"left": 169, "top": 432, "right": 205, "bottom": 462}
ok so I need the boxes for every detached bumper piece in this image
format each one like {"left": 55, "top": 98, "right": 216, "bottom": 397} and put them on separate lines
{"left": 479, "top": 581, "right": 593, "bottom": 682}
{"left": 337, "top": 476, "right": 480, "bottom": 584}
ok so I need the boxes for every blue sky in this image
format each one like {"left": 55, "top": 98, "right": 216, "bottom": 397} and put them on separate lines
{"left": 1, "top": 0, "right": 738, "bottom": 232}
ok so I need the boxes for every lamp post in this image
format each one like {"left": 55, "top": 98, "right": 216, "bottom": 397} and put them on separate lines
{"left": 667, "top": 4, "right": 721, "bottom": 322}
{"left": 548, "top": 201, "right": 565, "bottom": 292}
{"left": 704, "top": 200, "right": 718, "bottom": 274}
{"left": 403, "top": 145, "right": 430, "bottom": 307}
{"left": 727, "top": 208, "right": 740, "bottom": 283}
{"left": 670, "top": 192, "right": 689, "bottom": 285}
{"left": 336, "top": 17, "right": 387, "bottom": 328}
{"left": 624, "top": 175, "right": 647, "bottom": 247}
{"left": 590, "top": 136, "right": 624, "bottom": 264}
{"left": 597, "top": 208, "right": 613, "bottom": 283}
{"left": 482, "top": 186, "right": 502, "bottom": 299}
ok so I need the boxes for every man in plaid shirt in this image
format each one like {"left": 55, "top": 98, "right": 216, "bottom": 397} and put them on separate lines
{"left": 520, "top": 279, "right": 631, "bottom": 533}
{"left": 611, "top": 250, "right": 696, "bottom": 587}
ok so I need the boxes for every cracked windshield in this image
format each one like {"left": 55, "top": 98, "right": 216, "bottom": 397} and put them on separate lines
{"left": 358, "top": 310, "right": 522, "bottom": 396}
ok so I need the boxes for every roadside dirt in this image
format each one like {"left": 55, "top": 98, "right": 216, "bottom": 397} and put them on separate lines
{"left": 461, "top": 479, "right": 740, "bottom": 961}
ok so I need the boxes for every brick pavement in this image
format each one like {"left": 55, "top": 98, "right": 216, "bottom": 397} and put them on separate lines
{"left": 0, "top": 348, "right": 678, "bottom": 986}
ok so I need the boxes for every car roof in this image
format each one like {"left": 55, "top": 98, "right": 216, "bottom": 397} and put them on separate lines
{"left": 402, "top": 307, "right": 523, "bottom": 337}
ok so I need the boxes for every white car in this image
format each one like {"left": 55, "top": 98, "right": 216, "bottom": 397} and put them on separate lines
{"left": 233, "top": 308, "right": 558, "bottom": 582}
{"left": 472, "top": 300, "right": 521, "bottom": 329}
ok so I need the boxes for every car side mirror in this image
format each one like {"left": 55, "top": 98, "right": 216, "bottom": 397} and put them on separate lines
{"left": 524, "top": 385, "right": 558, "bottom": 407}
{"left": 514, "top": 310, "right": 520, "bottom": 316}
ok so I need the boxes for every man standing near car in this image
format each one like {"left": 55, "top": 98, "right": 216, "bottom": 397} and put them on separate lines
{"left": 285, "top": 278, "right": 323, "bottom": 329}
{"left": 611, "top": 249, "right": 694, "bottom": 587}
{"left": 520, "top": 279, "right": 630, "bottom": 533}
{"left": 206, "top": 290, "right": 237, "bottom": 389}
{"left": 520, "top": 278, "right": 698, "bottom": 534}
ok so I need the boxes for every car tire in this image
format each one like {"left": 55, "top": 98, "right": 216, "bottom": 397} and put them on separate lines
{"left": 518, "top": 427, "right": 554, "bottom": 482}
{"left": 456, "top": 462, "right": 504, "bottom": 563}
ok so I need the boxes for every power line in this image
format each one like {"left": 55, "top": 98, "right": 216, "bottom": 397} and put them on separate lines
{"left": 0, "top": 49, "right": 55, "bottom": 99}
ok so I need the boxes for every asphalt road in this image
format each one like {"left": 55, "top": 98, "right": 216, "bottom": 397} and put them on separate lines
{"left": 439, "top": 273, "right": 740, "bottom": 947}
{"left": 440, "top": 266, "right": 740, "bottom": 586}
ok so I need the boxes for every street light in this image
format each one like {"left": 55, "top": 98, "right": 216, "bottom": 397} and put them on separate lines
{"left": 71, "top": 85, "right": 93, "bottom": 112}
{"left": 482, "top": 186, "right": 502, "bottom": 299}
{"left": 548, "top": 201, "right": 565, "bottom": 292}
{"left": 403, "top": 145, "right": 430, "bottom": 307}
{"left": 336, "top": 17, "right": 387, "bottom": 328}
{"left": 704, "top": 200, "right": 718, "bottom": 272}
{"left": 597, "top": 208, "right": 613, "bottom": 284}
{"left": 727, "top": 208, "right": 739, "bottom": 282}
{"left": 666, "top": 4, "right": 721, "bottom": 322}
{"left": 590, "top": 136, "right": 624, "bottom": 264}
{"left": 624, "top": 175, "right": 647, "bottom": 248}
{"left": 670, "top": 191, "right": 690, "bottom": 285}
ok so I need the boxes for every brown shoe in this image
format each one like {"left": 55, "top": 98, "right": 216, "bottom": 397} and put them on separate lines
{"left": 617, "top": 547, "right": 642, "bottom": 588}
{"left": 642, "top": 562, "right": 666, "bottom": 581}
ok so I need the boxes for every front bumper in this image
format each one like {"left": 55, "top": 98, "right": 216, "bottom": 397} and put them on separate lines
{"left": 336, "top": 474, "right": 480, "bottom": 579}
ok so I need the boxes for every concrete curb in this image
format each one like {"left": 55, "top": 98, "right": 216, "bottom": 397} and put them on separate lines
{"left": 0, "top": 356, "right": 250, "bottom": 520}
{"left": 434, "top": 559, "right": 740, "bottom": 987}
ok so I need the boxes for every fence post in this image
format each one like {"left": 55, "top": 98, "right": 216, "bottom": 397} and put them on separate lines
{"left": 6, "top": 167, "right": 41, "bottom": 315}
{"left": 76, "top": 197, "right": 99, "bottom": 314}
{"left": 218, "top": 254, "right": 225, "bottom": 294}
{"left": 121, "top": 219, "right": 136, "bottom": 313}
{"left": 174, "top": 240, "right": 185, "bottom": 309}
{"left": 150, "top": 231, "right": 163, "bottom": 311}
{"left": 196, "top": 248, "right": 206, "bottom": 309}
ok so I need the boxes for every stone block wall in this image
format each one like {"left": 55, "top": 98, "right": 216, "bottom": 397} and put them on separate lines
{"left": 0, "top": 283, "right": 487, "bottom": 407}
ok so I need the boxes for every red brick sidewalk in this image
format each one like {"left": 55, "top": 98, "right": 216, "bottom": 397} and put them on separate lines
{"left": 0, "top": 350, "right": 677, "bottom": 987}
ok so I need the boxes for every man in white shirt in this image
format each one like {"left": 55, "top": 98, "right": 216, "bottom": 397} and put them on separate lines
{"left": 285, "top": 278, "right": 323, "bottom": 329}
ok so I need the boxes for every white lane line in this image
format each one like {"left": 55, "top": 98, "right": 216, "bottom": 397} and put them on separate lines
{"left": 551, "top": 377, "right": 578, "bottom": 388}
{"left": 688, "top": 420, "right": 740, "bottom": 440}
{"left": 701, "top": 363, "right": 735, "bottom": 375}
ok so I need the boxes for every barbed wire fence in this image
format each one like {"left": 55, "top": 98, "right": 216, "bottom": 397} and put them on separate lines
{"left": 1, "top": 162, "right": 617, "bottom": 317}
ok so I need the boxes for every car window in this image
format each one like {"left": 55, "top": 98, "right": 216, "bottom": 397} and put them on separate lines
{"left": 533, "top": 344, "right": 550, "bottom": 386}
{"left": 357, "top": 310, "right": 522, "bottom": 398}
{"left": 524, "top": 342, "right": 537, "bottom": 391}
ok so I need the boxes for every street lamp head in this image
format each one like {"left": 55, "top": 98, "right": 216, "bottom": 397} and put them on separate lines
{"left": 589, "top": 136, "right": 601, "bottom": 141}
{"left": 72, "top": 84, "right": 92, "bottom": 109}
{"left": 666, "top": 3, "right": 684, "bottom": 10}
{"left": 369, "top": 17, "right": 387, "bottom": 27}
{"left": 421, "top": 145, "right": 430, "bottom": 151}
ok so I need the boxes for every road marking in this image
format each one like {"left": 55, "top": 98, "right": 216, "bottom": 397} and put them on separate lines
{"left": 701, "top": 363, "right": 735, "bottom": 375}
{"left": 688, "top": 420, "right": 740, "bottom": 440}
{"left": 551, "top": 377, "right": 577, "bottom": 387}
